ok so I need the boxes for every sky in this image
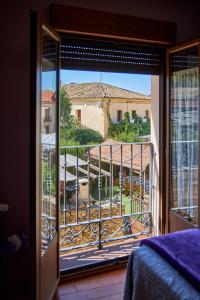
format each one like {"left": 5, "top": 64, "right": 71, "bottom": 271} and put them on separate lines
{"left": 42, "top": 70, "right": 151, "bottom": 95}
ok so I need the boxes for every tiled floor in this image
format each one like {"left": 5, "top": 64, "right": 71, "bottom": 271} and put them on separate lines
{"left": 54, "top": 268, "right": 126, "bottom": 300}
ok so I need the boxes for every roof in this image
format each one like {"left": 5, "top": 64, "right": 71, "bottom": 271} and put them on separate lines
{"left": 60, "top": 154, "right": 88, "bottom": 168}
{"left": 90, "top": 139, "right": 150, "bottom": 173}
{"left": 42, "top": 90, "right": 56, "bottom": 102}
{"left": 60, "top": 167, "right": 76, "bottom": 182}
{"left": 63, "top": 82, "right": 150, "bottom": 101}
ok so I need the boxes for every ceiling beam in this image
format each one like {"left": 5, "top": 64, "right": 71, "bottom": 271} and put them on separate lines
{"left": 50, "top": 4, "right": 176, "bottom": 45}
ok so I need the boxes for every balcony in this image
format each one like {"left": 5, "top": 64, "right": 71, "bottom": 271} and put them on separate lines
{"left": 58, "top": 140, "right": 154, "bottom": 270}
{"left": 43, "top": 115, "right": 53, "bottom": 122}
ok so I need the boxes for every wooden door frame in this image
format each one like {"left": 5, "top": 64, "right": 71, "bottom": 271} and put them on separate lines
{"left": 48, "top": 4, "right": 177, "bottom": 238}
{"left": 30, "top": 11, "right": 60, "bottom": 299}
{"left": 56, "top": 37, "right": 166, "bottom": 277}
{"left": 51, "top": 13, "right": 170, "bottom": 278}
{"left": 57, "top": 43, "right": 166, "bottom": 279}
{"left": 30, "top": 5, "right": 177, "bottom": 284}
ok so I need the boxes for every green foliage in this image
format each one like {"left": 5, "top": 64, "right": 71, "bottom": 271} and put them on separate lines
{"left": 60, "top": 86, "right": 77, "bottom": 134}
{"left": 60, "top": 138, "right": 85, "bottom": 157}
{"left": 113, "top": 132, "right": 138, "bottom": 143}
{"left": 73, "top": 128, "right": 104, "bottom": 145}
{"left": 113, "top": 185, "right": 124, "bottom": 195}
{"left": 60, "top": 126, "right": 76, "bottom": 141}
{"left": 139, "top": 117, "right": 150, "bottom": 136}
{"left": 60, "top": 86, "right": 104, "bottom": 150}
{"left": 112, "top": 185, "right": 140, "bottom": 214}
{"left": 42, "top": 161, "right": 56, "bottom": 196}
{"left": 108, "top": 111, "right": 150, "bottom": 142}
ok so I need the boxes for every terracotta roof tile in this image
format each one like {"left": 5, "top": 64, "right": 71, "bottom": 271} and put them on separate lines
{"left": 90, "top": 139, "right": 149, "bottom": 173}
{"left": 42, "top": 90, "right": 56, "bottom": 102}
{"left": 63, "top": 82, "right": 150, "bottom": 100}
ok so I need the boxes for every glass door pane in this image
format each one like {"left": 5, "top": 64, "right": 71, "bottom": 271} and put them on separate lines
{"left": 169, "top": 44, "right": 199, "bottom": 227}
{"left": 38, "top": 23, "right": 60, "bottom": 300}
{"left": 41, "top": 29, "right": 58, "bottom": 254}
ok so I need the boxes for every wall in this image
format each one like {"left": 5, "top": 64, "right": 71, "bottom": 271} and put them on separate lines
{"left": 71, "top": 98, "right": 151, "bottom": 136}
{"left": 42, "top": 103, "right": 56, "bottom": 133}
{"left": 1, "top": 0, "right": 200, "bottom": 298}
{"left": 151, "top": 76, "right": 160, "bottom": 235}
{"left": 71, "top": 100, "right": 106, "bottom": 136}
{"left": 109, "top": 100, "right": 151, "bottom": 123}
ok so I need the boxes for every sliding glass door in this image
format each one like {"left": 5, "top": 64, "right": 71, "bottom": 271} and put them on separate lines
{"left": 167, "top": 41, "right": 200, "bottom": 231}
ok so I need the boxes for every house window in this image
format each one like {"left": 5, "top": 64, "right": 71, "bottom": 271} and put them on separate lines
{"left": 76, "top": 109, "right": 81, "bottom": 124}
{"left": 145, "top": 110, "right": 150, "bottom": 118}
{"left": 132, "top": 110, "right": 136, "bottom": 119}
{"left": 117, "top": 110, "right": 122, "bottom": 122}
{"left": 44, "top": 108, "right": 51, "bottom": 121}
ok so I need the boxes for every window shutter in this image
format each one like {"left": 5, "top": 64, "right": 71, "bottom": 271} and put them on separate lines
{"left": 60, "top": 36, "right": 164, "bottom": 75}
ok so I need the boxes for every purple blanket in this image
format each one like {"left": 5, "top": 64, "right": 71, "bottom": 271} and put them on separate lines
{"left": 141, "top": 229, "right": 200, "bottom": 292}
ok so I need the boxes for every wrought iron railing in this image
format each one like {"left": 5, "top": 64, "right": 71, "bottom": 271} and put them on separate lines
{"left": 43, "top": 115, "right": 53, "bottom": 122}
{"left": 59, "top": 141, "right": 153, "bottom": 252}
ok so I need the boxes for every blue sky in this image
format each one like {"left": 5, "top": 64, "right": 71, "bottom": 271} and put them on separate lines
{"left": 42, "top": 70, "right": 151, "bottom": 95}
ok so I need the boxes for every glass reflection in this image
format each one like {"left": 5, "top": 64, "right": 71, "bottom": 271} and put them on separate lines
{"left": 170, "top": 46, "right": 199, "bottom": 226}
{"left": 41, "top": 31, "right": 58, "bottom": 254}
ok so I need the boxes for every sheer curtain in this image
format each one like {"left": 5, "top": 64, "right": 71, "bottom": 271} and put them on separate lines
{"left": 171, "top": 67, "right": 198, "bottom": 221}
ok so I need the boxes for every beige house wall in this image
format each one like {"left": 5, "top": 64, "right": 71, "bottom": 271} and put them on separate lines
{"left": 71, "top": 98, "right": 151, "bottom": 137}
{"left": 109, "top": 100, "right": 151, "bottom": 123}
{"left": 71, "top": 100, "right": 106, "bottom": 136}
{"left": 41, "top": 102, "right": 56, "bottom": 134}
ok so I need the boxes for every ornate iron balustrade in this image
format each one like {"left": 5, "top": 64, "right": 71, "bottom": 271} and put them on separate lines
{"left": 59, "top": 141, "right": 153, "bottom": 252}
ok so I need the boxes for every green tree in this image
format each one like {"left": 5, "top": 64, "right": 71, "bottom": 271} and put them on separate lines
{"left": 60, "top": 86, "right": 77, "bottom": 135}
{"left": 60, "top": 85, "right": 104, "bottom": 149}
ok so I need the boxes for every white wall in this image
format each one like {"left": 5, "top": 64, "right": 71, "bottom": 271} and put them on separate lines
{"left": 109, "top": 101, "right": 151, "bottom": 123}
{"left": 71, "top": 101, "right": 105, "bottom": 136}
{"left": 151, "top": 75, "right": 160, "bottom": 235}
{"left": 42, "top": 103, "right": 56, "bottom": 133}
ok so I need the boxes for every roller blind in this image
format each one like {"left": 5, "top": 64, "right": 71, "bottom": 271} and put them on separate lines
{"left": 170, "top": 47, "right": 199, "bottom": 72}
{"left": 60, "top": 36, "right": 164, "bottom": 75}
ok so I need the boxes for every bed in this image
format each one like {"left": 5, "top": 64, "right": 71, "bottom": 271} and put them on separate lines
{"left": 124, "top": 229, "right": 200, "bottom": 300}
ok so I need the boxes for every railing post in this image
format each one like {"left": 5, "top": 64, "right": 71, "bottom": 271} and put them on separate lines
{"left": 149, "top": 143, "right": 153, "bottom": 215}
{"left": 63, "top": 147, "right": 67, "bottom": 225}
{"left": 48, "top": 145, "right": 52, "bottom": 218}
{"left": 149, "top": 143, "right": 154, "bottom": 234}
{"left": 98, "top": 220, "right": 103, "bottom": 250}
{"left": 109, "top": 145, "right": 113, "bottom": 218}
{"left": 120, "top": 144, "right": 123, "bottom": 216}
{"left": 87, "top": 148, "right": 91, "bottom": 221}
{"left": 130, "top": 144, "right": 133, "bottom": 214}
{"left": 139, "top": 144, "right": 143, "bottom": 213}
{"left": 98, "top": 146, "right": 102, "bottom": 220}
{"left": 75, "top": 147, "right": 79, "bottom": 224}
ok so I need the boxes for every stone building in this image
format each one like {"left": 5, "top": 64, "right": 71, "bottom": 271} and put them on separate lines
{"left": 64, "top": 82, "right": 151, "bottom": 137}
{"left": 41, "top": 90, "right": 56, "bottom": 134}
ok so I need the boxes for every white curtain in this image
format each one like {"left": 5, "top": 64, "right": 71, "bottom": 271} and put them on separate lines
{"left": 171, "top": 67, "right": 198, "bottom": 218}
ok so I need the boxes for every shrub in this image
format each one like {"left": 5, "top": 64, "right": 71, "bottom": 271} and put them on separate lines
{"left": 60, "top": 138, "right": 85, "bottom": 157}
{"left": 113, "top": 131, "right": 138, "bottom": 143}
{"left": 74, "top": 128, "right": 104, "bottom": 145}
{"left": 108, "top": 111, "right": 150, "bottom": 142}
